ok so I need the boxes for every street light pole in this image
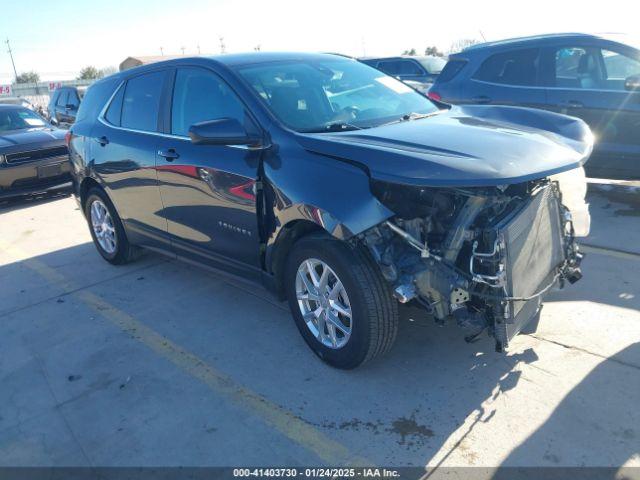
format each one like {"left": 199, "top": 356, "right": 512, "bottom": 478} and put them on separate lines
{"left": 5, "top": 38, "right": 18, "bottom": 81}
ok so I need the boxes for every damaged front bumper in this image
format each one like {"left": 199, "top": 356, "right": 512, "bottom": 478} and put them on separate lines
{"left": 361, "top": 180, "right": 584, "bottom": 352}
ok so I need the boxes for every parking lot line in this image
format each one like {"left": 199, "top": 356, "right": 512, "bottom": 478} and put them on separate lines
{"left": 580, "top": 243, "right": 640, "bottom": 262}
{"left": 0, "top": 239, "right": 370, "bottom": 466}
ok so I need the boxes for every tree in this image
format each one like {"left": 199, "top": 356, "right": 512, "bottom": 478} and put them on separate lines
{"left": 424, "top": 46, "right": 444, "bottom": 57}
{"left": 77, "top": 66, "right": 103, "bottom": 80}
{"left": 15, "top": 71, "right": 40, "bottom": 84}
{"left": 402, "top": 48, "right": 417, "bottom": 56}
{"left": 448, "top": 38, "right": 481, "bottom": 54}
{"left": 100, "top": 66, "right": 117, "bottom": 77}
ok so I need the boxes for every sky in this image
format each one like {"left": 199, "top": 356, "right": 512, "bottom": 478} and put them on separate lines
{"left": 1, "top": 0, "right": 639, "bottom": 84}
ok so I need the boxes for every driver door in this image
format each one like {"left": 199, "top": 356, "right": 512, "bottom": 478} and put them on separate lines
{"left": 156, "top": 66, "right": 264, "bottom": 279}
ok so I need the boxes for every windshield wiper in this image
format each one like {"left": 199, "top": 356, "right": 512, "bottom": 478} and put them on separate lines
{"left": 377, "top": 111, "right": 440, "bottom": 128}
{"left": 401, "top": 112, "right": 433, "bottom": 121}
{"left": 322, "top": 122, "right": 363, "bottom": 132}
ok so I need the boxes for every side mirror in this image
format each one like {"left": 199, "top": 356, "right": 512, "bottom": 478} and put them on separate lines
{"left": 50, "top": 116, "right": 59, "bottom": 126}
{"left": 188, "top": 118, "right": 259, "bottom": 146}
{"left": 624, "top": 74, "right": 640, "bottom": 91}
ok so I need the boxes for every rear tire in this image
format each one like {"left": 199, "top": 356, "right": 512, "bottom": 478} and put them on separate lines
{"left": 284, "top": 234, "right": 398, "bottom": 369}
{"left": 84, "top": 188, "right": 140, "bottom": 265}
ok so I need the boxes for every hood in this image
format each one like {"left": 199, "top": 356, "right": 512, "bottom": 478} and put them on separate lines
{"left": 0, "top": 127, "right": 67, "bottom": 152}
{"left": 296, "top": 105, "right": 593, "bottom": 187}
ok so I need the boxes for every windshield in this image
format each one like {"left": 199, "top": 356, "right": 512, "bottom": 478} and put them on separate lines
{"left": 236, "top": 58, "right": 439, "bottom": 132}
{"left": 417, "top": 57, "right": 447, "bottom": 74}
{"left": 0, "top": 106, "right": 47, "bottom": 132}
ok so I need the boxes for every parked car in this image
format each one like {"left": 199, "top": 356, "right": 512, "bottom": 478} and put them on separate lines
{"left": 429, "top": 33, "right": 640, "bottom": 179}
{"left": 47, "top": 86, "right": 87, "bottom": 126}
{"left": 360, "top": 55, "right": 446, "bottom": 92}
{"left": 68, "top": 53, "right": 591, "bottom": 368}
{"left": 0, "top": 97, "right": 37, "bottom": 110}
{"left": 0, "top": 104, "right": 70, "bottom": 199}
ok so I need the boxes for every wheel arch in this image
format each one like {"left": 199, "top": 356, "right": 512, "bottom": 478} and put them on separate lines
{"left": 266, "top": 219, "right": 326, "bottom": 300}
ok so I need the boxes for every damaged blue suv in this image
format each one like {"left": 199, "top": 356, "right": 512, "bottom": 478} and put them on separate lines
{"left": 68, "top": 53, "right": 592, "bottom": 368}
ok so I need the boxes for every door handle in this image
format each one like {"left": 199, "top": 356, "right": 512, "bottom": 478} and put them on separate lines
{"left": 560, "top": 100, "right": 584, "bottom": 109}
{"left": 472, "top": 95, "right": 491, "bottom": 104}
{"left": 96, "top": 136, "right": 109, "bottom": 146}
{"left": 158, "top": 148, "right": 180, "bottom": 161}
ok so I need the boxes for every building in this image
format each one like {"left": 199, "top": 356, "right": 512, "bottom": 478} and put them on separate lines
{"left": 119, "top": 55, "right": 189, "bottom": 71}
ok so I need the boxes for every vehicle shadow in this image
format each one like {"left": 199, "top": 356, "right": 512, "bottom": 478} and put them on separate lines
{"left": 0, "top": 187, "right": 72, "bottom": 214}
{"left": 492, "top": 342, "right": 640, "bottom": 478}
{"left": 1, "top": 241, "right": 637, "bottom": 468}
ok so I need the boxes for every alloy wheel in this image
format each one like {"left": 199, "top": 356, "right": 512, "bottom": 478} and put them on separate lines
{"left": 295, "top": 258, "right": 352, "bottom": 349}
{"left": 90, "top": 199, "right": 117, "bottom": 254}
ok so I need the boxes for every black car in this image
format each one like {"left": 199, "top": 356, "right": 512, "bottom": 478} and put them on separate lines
{"left": 360, "top": 56, "right": 446, "bottom": 92}
{"left": 68, "top": 53, "right": 591, "bottom": 369}
{"left": 0, "top": 105, "right": 70, "bottom": 199}
{"left": 429, "top": 33, "right": 640, "bottom": 179}
{"left": 47, "top": 86, "right": 86, "bottom": 126}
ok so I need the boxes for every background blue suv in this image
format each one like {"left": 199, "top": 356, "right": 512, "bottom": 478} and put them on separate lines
{"left": 430, "top": 33, "right": 640, "bottom": 179}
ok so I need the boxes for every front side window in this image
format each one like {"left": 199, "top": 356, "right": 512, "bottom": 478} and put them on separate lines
{"left": 474, "top": 48, "right": 540, "bottom": 86}
{"left": 68, "top": 90, "right": 80, "bottom": 108}
{"left": 171, "top": 67, "right": 246, "bottom": 137}
{"left": 120, "top": 71, "right": 165, "bottom": 132}
{"left": 236, "top": 58, "right": 438, "bottom": 132}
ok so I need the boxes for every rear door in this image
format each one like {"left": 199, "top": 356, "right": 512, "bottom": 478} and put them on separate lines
{"left": 155, "top": 66, "right": 263, "bottom": 278}
{"left": 465, "top": 48, "right": 547, "bottom": 108}
{"left": 90, "top": 69, "right": 170, "bottom": 248}
{"left": 542, "top": 44, "right": 640, "bottom": 178}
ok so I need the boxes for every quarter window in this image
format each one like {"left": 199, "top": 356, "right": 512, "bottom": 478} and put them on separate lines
{"left": 104, "top": 84, "right": 125, "bottom": 126}
{"left": 171, "top": 67, "right": 245, "bottom": 137}
{"left": 474, "top": 48, "right": 540, "bottom": 86}
{"left": 120, "top": 71, "right": 165, "bottom": 132}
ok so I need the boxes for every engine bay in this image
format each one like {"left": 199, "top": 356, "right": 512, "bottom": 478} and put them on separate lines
{"left": 360, "top": 175, "right": 586, "bottom": 351}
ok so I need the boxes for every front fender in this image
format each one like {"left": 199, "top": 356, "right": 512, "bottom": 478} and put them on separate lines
{"left": 262, "top": 143, "right": 393, "bottom": 273}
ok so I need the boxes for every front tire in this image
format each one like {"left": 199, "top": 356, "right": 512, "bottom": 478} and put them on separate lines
{"left": 285, "top": 234, "right": 398, "bottom": 369}
{"left": 84, "top": 188, "right": 139, "bottom": 265}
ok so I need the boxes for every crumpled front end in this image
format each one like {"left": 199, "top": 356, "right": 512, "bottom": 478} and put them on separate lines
{"left": 359, "top": 172, "right": 585, "bottom": 351}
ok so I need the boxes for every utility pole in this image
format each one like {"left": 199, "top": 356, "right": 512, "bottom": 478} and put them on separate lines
{"left": 160, "top": 46, "right": 164, "bottom": 56}
{"left": 197, "top": 43, "right": 201, "bottom": 54}
{"left": 180, "top": 46, "right": 186, "bottom": 55}
{"left": 219, "top": 37, "right": 226, "bottom": 54}
{"left": 5, "top": 38, "right": 18, "bottom": 81}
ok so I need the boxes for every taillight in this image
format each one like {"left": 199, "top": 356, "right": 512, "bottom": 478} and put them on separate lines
{"left": 427, "top": 91, "right": 442, "bottom": 102}
{"left": 65, "top": 130, "right": 72, "bottom": 147}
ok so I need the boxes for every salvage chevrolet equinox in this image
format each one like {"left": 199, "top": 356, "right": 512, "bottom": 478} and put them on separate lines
{"left": 68, "top": 53, "right": 592, "bottom": 369}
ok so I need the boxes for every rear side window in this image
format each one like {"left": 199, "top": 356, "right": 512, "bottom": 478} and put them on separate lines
{"left": 473, "top": 48, "right": 540, "bottom": 86}
{"left": 379, "top": 60, "right": 423, "bottom": 75}
{"left": 56, "top": 90, "right": 69, "bottom": 106}
{"left": 437, "top": 59, "right": 468, "bottom": 82}
{"left": 120, "top": 71, "right": 165, "bottom": 132}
